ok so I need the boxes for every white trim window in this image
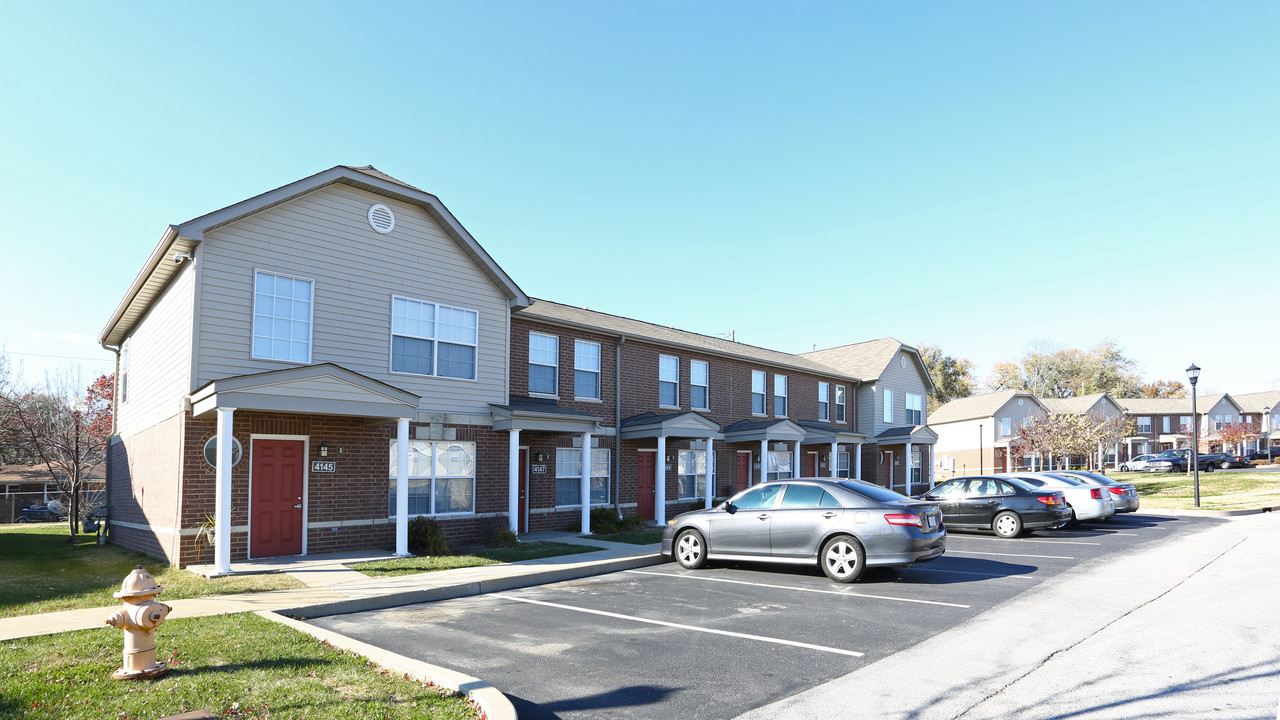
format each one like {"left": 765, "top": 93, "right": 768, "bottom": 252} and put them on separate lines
{"left": 1138, "top": 416, "right": 1152, "bottom": 433}
{"left": 818, "top": 382, "right": 830, "bottom": 422}
{"left": 677, "top": 448, "right": 708, "bottom": 499}
{"left": 751, "top": 370, "right": 767, "bottom": 415}
{"left": 835, "top": 385, "right": 846, "bottom": 423}
{"left": 1180, "top": 416, "right": 1192, "bottom": 433}
{"left": 574, "top": 340, "right": 601, "bottom": 400}
{"left": 836, "top": 451, "right": 851, "bottom": 478}
{"left": 766, "top": 450, "right": 793, "bottom": 481}
{"left": 555, "top": 447, "right": 611, "bottom": 506}
{"left": 388, "top": 440, "right": 476, "bottom": 516}
{"left": 774, "top": 375, "right": 788, "bottom": 417}
{"left": 659, "top": 355, "right": 680, "bottom": 407}
{"left": 691, "top": 360, "right": 709, "bottom": 411}
{"left": 529, "top": 333, "right": 559, "bottom": 395}
{"left": 1163, "top": 416, "right": 1171, "bottom": 433}
{"left": 119, "top": 338, "right": 130, "bottom": 403}
{"left": 1000, "top": 417, "right": 1012, "bottom": 437}
{"left": 905, "top": 393, "right": 924, "bottom": 425}
{"left": 253, "top": 270, "right": 313, "bottom": 363}
{"left": 883, "top": 389, "right": 894, "bottom": 424}
{"left": 391, "top": 296, "right": 478, "bottom": 379}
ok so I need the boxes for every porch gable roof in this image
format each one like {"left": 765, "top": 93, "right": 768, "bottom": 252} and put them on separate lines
{"left": 188, "top": 363, "right": 420, "bottom": 419}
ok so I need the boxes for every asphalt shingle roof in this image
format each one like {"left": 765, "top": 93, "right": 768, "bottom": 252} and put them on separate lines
{"left": 929, "top": 390, "right": 1038, "bottom": 424}
{"left": 800, "top": 338, "right": 905, "bottom": 382}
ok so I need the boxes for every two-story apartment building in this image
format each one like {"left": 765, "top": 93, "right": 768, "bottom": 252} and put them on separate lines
{"left": 1233, "top": 390, "right": 1280, "bottom": 453}
{"left": 930, "top": 390, "right": 1048, "bottom": 479}
{"left": 1116, "top": 394, "right": 1245, "bottom": 457}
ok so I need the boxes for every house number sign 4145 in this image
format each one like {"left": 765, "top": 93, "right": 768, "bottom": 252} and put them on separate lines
{"left": 311, "top": 461, "right": 336, "bottom": 473}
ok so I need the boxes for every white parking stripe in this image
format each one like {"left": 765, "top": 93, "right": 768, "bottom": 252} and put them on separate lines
{"left": 624, "top": 570, "right": 970, "bottom": 608}
{"left": 908, "top": 567, "right": 1036, "bottom": 581}
{"left": 951, "top": 538, "right": 1101, "bottom": 546}
{"left": 947, "top": 550, "right": 1074, "bottom": 560}
{"left": 492, "top": 593, "right": 865, "bottom": 657}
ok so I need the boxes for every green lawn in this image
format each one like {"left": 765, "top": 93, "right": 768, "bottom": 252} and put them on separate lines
{"left": 583, "top": 527, "right": 664, "bottom": 545}
{"left": 0, "top": 525, "right": 305, "bottom": 619}
{"left": 347, "top": 541, "right": 602, "bottom": 578}
{"left": 0, "top": 613, "right": 476, "bottom": 720}
{"left": 1109, "top": 471, "right": 1280, "bottom": 511}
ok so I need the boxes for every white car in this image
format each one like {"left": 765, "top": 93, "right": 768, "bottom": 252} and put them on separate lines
{"left": 1119, "top": 454, "right": 1159, "bottom": 472}
{"left": 998, "top": 472, "right": 1116, "bottom": 523}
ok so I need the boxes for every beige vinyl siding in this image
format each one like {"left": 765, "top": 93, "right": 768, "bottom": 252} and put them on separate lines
{"left": 993, "top": 397, "right": 1044, "bottom": 440}
{"left": 194, "top": 184, "right": 510, "bottom": 415}
{"left": 933, "top": 417, "right": 986, "bottom": 455}
{"left": 117, "top": 263, "right": 195, "bottom": 438}
{"left": 867, "top": 351, "right": 931, "bottom": 436}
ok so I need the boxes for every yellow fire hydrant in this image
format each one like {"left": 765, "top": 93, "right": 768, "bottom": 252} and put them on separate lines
{"left": 105, "top": 565, "right": 172, "bottom": 680}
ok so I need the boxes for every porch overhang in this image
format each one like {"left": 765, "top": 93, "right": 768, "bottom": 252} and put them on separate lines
{"left": 189, "top": 363, "right": 420, "bottom": 420}
{"left": 721, "top": 418, "right": 806, "bottom": 444}
{"left": 874, "top": 425, "right": 938, "bottom": 445}
{"left": 621, "top": 412, "right": 722, "bottom": 440}
{"left": 490, "top": 397, "right": 608, "bottom": 434}
{"left": 795, "top": 421, "right": 866, "bottom": 445}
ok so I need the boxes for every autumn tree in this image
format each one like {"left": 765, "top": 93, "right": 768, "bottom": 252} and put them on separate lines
{"left": 1216, "top": 422, "right": 1256, "bottom": 454}
{"left": 1139, "top": 380, "right": 1186, "bottom": 399}
{"left": 985, "top": 340, "right": 1143, "bottom": 399}
{"left": 918, "top": 345, "right": 976, "bottom": 412}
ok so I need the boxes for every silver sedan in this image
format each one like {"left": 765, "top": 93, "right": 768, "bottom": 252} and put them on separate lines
{"left": 661, "top": 478, "right": 946, "bottom": 583}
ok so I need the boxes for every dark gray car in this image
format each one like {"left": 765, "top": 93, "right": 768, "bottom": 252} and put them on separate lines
{"left": 660, "top": 478, "right": 945, "bottom": 583}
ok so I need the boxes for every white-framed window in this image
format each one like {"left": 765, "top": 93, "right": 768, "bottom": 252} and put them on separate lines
{"left": 1180, "top": 416, "right": 1192, "bottom": 433}
{"left": 1000, "top": 417, "right": 1012, "bottom": 437}
{"left": 835, "top": 385, "right": 846, "bottom": 423}
{"left": 1213, "top": 414, "right": 1225, "bottom": 431}
{"left": 906, "top": 393, "right": 924, "bottom": 425}
{"left": 883, "top": 389, "right": 894, "bottom": 423}
{"left": 528, "top": 333, "right": 559, "bottom": 395}
{"left": 388, "top": 439, "right": 476, "bottom": 516}
{"left": 391, "top": 296, "right": 478, "bottom": 379}
{"left": 1137, "top": 416, "right": 1152, "bottom": 433}
{"left": 818, "top": 382, "right": 830, "bottom": 422}
{"left": 1163, "top": 416, "right": 1171, "bottom": 433}
{"left": 252, "top": 270, "right": 313, "bottom": 363}
{"left": 677, "top": 448, "right": 709, "bottom": 499}
{"left": 774, "top": 375, "right": 788, "bottom": 417}
{"left": 691, "top": 360, "right": 709, "bottom": 411}
{"left": 555, "top": 447, "right": 611, "bottom": 506}
{"left": 45, "top": 484, "right": 59, "bottom": 502}
{"left": 574, "top": 340, "right": 601, "bottom": 400}
{"left": 119, "top": 338, "right": 130, "bottom": 403}
{"left": 836, "top": 451, "right": 851, "bottom": 478}
{"left": 659, "top": 355, "right": 679, "bottom": 407}
{"left": 766, "top": 450, "right": 793, "bottom": 481}
{"left": 751, "top": 370, "right": 767, "bottom": 415}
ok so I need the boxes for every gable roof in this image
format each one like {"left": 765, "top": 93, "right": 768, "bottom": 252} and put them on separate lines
{"left": 1041, "top": 392, "right": 1121, "bottom": 416}
{"left": 1118, "top": 393, "right": 1242, "bottom": 415}
{"left": 929, "top": 390, "right": 1044, "bottom": 424}
{"left": 99, "top": 165, "right": 529, "bottom": 348}
{"left": 516, "top": 299, "right": 860, "bottom": 382}
{"left": 1228, "top": 390, "right": 1280, "bottom": 415}
{"left": 801, "top": 338, "right": 935, "bottom": 392}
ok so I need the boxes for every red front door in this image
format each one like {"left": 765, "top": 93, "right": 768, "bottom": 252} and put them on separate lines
{"left": 803, "top": 452, "right": 817, "bottom": 477}
{"left": 637, "top": 451, "right": 656, "bottom": 521}
{"left": 250, "top": 439, "right": 304, "bottom": 558}
{"left": 736, "top": 452, "right": 752, "bottom": 492}
{"left": 518, "top": 448, "right": 529, "bottom": 533}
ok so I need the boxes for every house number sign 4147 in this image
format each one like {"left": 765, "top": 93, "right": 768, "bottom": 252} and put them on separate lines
{"left": 311, "top": 461, "right": 336, "bottom": 473}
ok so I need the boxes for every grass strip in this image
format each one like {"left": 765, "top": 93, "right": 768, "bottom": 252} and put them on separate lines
{"left": 582, "top": 528, "right": 664, "bottom": 545}
{"left": 348, "top": 541, "right": 601, "bottom": 577}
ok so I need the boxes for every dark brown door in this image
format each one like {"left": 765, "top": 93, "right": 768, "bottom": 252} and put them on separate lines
{"left": 736, "top": 452, "right": 752, "bottom": 492}
{"left": 518, "top": 448, "right": 529, "bottom": 533}
{"left": 251, "top": 439, "right": 304, "bottom": 558}
{"left": 637, "top": 451, "right": 656, "bottom": 521}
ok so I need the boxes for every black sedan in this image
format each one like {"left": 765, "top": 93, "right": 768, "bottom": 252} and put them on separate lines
{"left": 1198, "top": 452, "right": 1250, "bottom": 469}
{"left": 917, "top": 476, "right": 1072, "bottom": 538}
{"left": 661, "top": 478, "right": 945, "bottom": 583}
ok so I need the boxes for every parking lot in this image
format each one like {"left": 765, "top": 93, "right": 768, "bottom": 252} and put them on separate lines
{"left": 309, "top": 513, "right": 1220, "bottom": 720}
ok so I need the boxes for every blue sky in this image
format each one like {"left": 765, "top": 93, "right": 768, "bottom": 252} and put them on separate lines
{"left": 1, "top": 1, "right": 1276, "bottom": 396}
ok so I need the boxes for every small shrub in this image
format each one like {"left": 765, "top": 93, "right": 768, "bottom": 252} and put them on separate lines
{"left": 407, "top": 517, "right": 452, "bottom": 556}
{"left": 619, "top": 513, "right": 649, "bottom": 531}
{"left": 486, "top": 526, "right": 520, "bottom": 548}
{"left": 590, "top": 507, "right": 621, "bottom": 535}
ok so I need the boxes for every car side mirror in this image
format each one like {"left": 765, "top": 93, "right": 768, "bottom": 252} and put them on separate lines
{"left": 922, "top": 494, "right": 937, "bottom": 501}
{"left": 723, "top": 501, "right": 737, "bottom": 514}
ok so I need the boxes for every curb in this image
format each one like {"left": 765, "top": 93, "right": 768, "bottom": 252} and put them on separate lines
{"left": 1134, "top": 505, "right": 1279, "bottom": 518}
{"left": 258, "top": 610, "right": 517, "bottom": 720}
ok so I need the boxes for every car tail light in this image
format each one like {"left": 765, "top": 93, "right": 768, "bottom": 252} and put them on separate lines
{"left": 885, "top": 513, "right": 923, "bottom": 527}
{"left": 1090, "top": 488, "right": 1103, "bottom": 500}
{"left": 1035, "top": 494, "right": 1060, "bottom": 506}
{"left": 1108, "top": 487, "right": 1126, "bottom": 496}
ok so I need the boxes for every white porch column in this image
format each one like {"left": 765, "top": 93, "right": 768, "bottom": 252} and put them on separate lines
{"left": 507, "top": 429, "right": 520, "bottom": 533}
{"left": 395, "top": 418, "right": 410, "bottom": 556}
{"left": 704, "top": 437, "right": 715, "bottom": 508}
{"left": 213, "top": 407, "right": 236, "bottom": 576}
{"left": 581, "top": 432, "right": 593, "bottom": 534}
{"left": 855, "top": 442, "right": 863, "bottom": 480}
{"left": 759, "top": 440, "right": 768, "bottom": 484}
{"left": 905, "top": 441, "right": 913, "bottom": 495}
{"left": 656, "top": 435, "right": 667, "bottom": 526}
{"left": 928, "top": 447, "right": 936, "bottom": 488}
{"left": 830, "top": 442, "right": 838, "bottom": 478}
{"left": 1114, "top": 443, "right": 1120, "bottom": 468}
{"left": 793, "top": 441, "right": 801, "bottom": 478}
{"left": 1048, "top": 452, "right": 1054, "bottom": 471}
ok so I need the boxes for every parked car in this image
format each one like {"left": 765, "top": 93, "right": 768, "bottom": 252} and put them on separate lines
{"left": 1197, "top": 452, "right": 1250, "bottom": 469}
{"left": 999, "top": 472, "right": 1116, "bottom": 524}
{"left": 1245, "top": 448, "right": 1278, "bottom": 462}
{"left": 1054, "top": 470, "right": 1141, "bottom": 513}
{"left": 1119, "top": 454, "right": 1160, "bottom": 472}
{"left": 917, "top": 475, "right": 1071, "bottom": 538}
{"left": 16, "top": 504, "right": 64, "bottom": 523}
{"left": 1146, "top": 450, "right": 1216, "bottom": 473}
{"left": 662, "top": 478, "right": 946, "bottom": 583}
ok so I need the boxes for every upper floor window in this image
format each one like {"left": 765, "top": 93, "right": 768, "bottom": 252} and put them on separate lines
{"left": 835, "top": 385, "right": 846, "bottom": 423}
{"left": 818, "top": 382, "right": 830, "bottom": 422}
{"left": 574, "top": 341, "right": 600, "bottom": 400}
{"left": 659, "top": 355, "right": 679, "bottom": 407}
{"left": 119, "top": 338, "right": 130, "bottom": 404}
{"left": 751, "top": 371, "right": 766, "bottom": 415}
{"left": 774, "top": 375, "right": 788, "bottom": 417}
{"left": 1137, "top": 416, "right": 1152, "bottom": 433}
{"left": 1180, "top": 416, "right": 1192, "bottom": 432}
{"left": 253, "top": 271, "right": 313, "bottom": 363}
{"left": 691, "top": 360, "right": 709, "bottom": 411}
{"left": 905, "top": 393, "right": 923, "bottom": 425}
{"left": 1000, "top": 417, "right": 1012, "bottom": 437}
{"left": 528, "top": 333, "right": 559, "bottom": 395}
{"left": 883, "top": 389, "right": 894, "bottom": 423}
{"left": 391, "top": 297, "right": 478, "bottom": 379}
{"left": 1163, "top": 416, "right": 1171, "bottom": 433}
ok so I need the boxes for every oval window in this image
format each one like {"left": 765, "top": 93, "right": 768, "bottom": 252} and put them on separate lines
{"left": 203, "top": 436, "right": 244, "bottom": 469}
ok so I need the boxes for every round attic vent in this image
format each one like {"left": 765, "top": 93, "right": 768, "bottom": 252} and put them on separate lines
{"left": 368, "top": 204, "right": 396, "bottom": 234}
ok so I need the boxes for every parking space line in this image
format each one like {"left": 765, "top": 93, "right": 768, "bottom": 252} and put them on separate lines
{"left": 624, "top": 570, "right": 971, "bottom": 608}
{"left": 492, "top": 593, "right": 865, "bottom": 657}
{"left": 949, "top": 538, "right": 1101, "bottom": 546}
{"left": 946, "top": 550, "right": 1074, "bottom": 560}
{"left": 908, "top": 567, "right": 1036, "bottom": 581}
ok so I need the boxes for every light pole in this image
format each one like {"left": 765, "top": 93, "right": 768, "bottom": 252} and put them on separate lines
{"left": 978, "top": 423, "right": 984, "bottom": 475}
{"left": 1186, "top": 364, "right": 1201, "bottom": 508}
{"left": 1265, "top": 405, "right": 1273, "bottom": 464}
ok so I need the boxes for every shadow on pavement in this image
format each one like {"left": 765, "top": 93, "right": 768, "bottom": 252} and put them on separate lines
{"left": 510, "top": 684, "right": 681, "bottom": 719}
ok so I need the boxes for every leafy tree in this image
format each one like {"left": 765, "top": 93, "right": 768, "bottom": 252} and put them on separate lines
{"left": 918, "top": 345, "right": 976, "bottom": 412}
{"left": 1139, "top": 380, "right": 1186, "bottom": 399}
{"left": 985, "top": 340, "right": 1144, "bottom": 399}
{"left": 1216, "top": 422, "right": 1255, "bottom": 453}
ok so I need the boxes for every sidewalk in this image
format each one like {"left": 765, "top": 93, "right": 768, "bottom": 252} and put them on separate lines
{"left": 0, "top": 532, "right": 664, "bottom": 642}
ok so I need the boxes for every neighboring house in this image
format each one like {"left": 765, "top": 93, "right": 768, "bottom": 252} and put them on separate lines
{"left": 802, "top": 339, "right": 937, "bottom": 494}
{"left": 1, "top": 465, "right": 105, "bottom": 521}
{"left": 1230, "top": 390, "right": 1280, "bottom": 453}
{"left": 1040, "top": 392, "right": 1125, "bottom": 467}
{"left": 1116, "top": 394, "right": 1245, "bottom": 456}
{"left": 930, "top": 391, "right": 1047, "bottom": 479}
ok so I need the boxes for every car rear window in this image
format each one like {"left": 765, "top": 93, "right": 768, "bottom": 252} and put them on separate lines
{"left": 837, "top": 480, "right": 908, "bottom": 503}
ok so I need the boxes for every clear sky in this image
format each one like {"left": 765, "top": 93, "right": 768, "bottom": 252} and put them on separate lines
{"left": 1, "top": 1, "right": 1276, "bottom": 397}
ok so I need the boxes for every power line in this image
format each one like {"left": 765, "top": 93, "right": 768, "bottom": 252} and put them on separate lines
{"left": 5, "top": 350, "right": 113, "bottom": 364}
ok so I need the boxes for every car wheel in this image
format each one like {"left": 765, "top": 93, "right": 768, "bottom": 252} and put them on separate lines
{"left": 674, "top": 529, "right": 706, "bottom": 569}
{"left": 820, "top": 534, "right": 865, "bottom": 583}
{"left": 993, "top": 511, "right": 1023, "bottom": 538}
{"left": 1204, "top": 464, "right": 1214, "bottom": 472}
{"left": 16, "top": 517, "right": 29, "bottom": 523}
{"left": 1220, "top": 461, "right": 1230, "bottom": 470}
{"left": 1119, "top": 464, "right": 1129, "bottom": 472}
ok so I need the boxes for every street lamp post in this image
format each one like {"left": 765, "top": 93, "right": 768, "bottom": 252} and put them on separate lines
{"left": 1186, "top": 363, "right": 1201, "bottom": 508}
{"left": 1265, "top": 405, "right": 1273, "bottom": 465}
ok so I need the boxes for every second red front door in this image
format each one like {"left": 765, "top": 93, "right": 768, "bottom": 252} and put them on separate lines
{"left": 250, "top": 439, "right": 304, "bottom": 558}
